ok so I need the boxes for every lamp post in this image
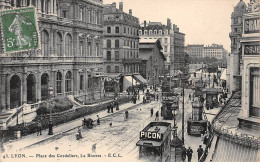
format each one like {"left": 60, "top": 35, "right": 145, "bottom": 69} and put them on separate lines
{"left": 48, "top": 86, "right": 53, "bottom": 135}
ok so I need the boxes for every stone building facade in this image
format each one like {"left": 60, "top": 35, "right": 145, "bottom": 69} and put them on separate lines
{"left": 173, "top": 24, "right": 186, "bottom": 73}
{"left": 0, "top": 0, "right": 104, "bottom": 112}
{"left": 227, "top": 0, "right": 247, "bottom": 94}
{"left": 139, "top": 39, "right": 166, "bottom": 86}
{"left": 139, "top": 19, "right": 174, "bottom": 73}
{"left": 103, "top": 2, "right": 141, "bottom": 75}
{"left": 187, "top": 44, "right": 204, "bottom": 59}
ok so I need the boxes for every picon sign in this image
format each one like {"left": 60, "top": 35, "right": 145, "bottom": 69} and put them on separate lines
{"left": 0, "top": 7, "right": 40, "bottom": 53}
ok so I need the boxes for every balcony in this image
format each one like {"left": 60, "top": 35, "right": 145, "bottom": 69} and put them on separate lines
{"left": 0, "top": 55, "right": 103, "bottom": 65}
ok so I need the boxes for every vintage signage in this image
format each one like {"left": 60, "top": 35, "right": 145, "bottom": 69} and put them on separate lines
{"left": 0, "top": 7, "right": 40, "bottom": 53}
{"left": 244, "top": 18, "right": 260, "bottom": 34}
{"left": 140, "top": 131, "right": 163, "bottom": 140}
{"left": 244, "top": 45, "right": 260, "bottom": 55}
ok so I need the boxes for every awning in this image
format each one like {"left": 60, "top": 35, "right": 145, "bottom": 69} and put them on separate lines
{"left": 136, "top": 140, "right": 162, "bottom": 147}
{"left": 133, "top": 74, "right": 148, "bottom": 84}
{"left": 123, "top": 76, "right": 140, "bottom": 91}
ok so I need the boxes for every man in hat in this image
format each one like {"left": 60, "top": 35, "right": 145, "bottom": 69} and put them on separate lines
{"left": 197, "top": 145, "right": 203, "bottom": 161}
{"left": 187, "top": 147, "right": 193, "bottom": 162}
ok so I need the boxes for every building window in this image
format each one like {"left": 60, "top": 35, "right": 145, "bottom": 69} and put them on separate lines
{"left": 115, "top": 66, "right": 119, "bottom": 73}
{"left": 56, "top": 32, "right": 62, "bottom": 56}
{"left": 144, "top": 30, "right": 148, "bottom": 35}
{"left": 115, "top": 51, "right": 119, "bottom": 61}
{"left": 139, "top": 30, "right": 142, "bottom": 35}
{"left": 88, "top": 10, "right": 91, "bottom": 23}
{"left": 41, "top": 30, "right": 49, "bottom": 57}
{"left": 80, "top": 75, "right": 84, "bottom": 90}
{"left": 65, "top": 34, "right": 72, "bottom": 56}
{"left": 96, "top": 43, "right": 99, "bottom": 56}
{"left": 107, "top": 27, "right": 111, "bottom": 33}
{"left": 115, "top": 26, "right": 120, "bottom": 33}
{"left": 65, "top": 71, "right": 72, "bottom": 92}
{"left": 107, "top": 65, "right": 111, "bottom": 73}
{"left": 62, "top": 10, "right": 68, "bottom": 18}
{"left": 115, "top": 39, "right": 119, "bottom": 48}
{"left": 79, "top": 41, "right": 83, "bottom": 56}
{"left": 149, "top": 30, "right": 152, "bottom": 35}
{"left": 159, "top": 30, "right": 162, "bottom": 35}
{"left": 124, "top": 27, "right": 126, "bottom": 33}
{"left": 107, "top": 51, "right": 111, "bottom": 61}
{"left": 107, "top": 39, "right": 111, "bottom": 48}
{"left": 165, "top": 38, "right": 168, "bottom": 43}
{"left": 88, "top": 42, "right": 92, "bottom": 56}
{"left": 164, "top": 46, "right": 167, "bottom": 52}
{"left": 154, "top": 30, "right": 157, "bottom": 35}
{"left": 250, "top": 67, "right": 260, "bottom": 117}
{"left": 56, "top": 72, "right": 62, "bottom": 94}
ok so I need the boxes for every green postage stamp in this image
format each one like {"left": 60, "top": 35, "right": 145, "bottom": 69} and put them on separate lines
{"left": 0, "top": 7, "right": 40, "bottom": 53}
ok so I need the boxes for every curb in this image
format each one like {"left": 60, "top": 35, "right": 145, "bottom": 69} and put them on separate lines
{"left": 19, "top": 101, "right": 144, "bottom": 150}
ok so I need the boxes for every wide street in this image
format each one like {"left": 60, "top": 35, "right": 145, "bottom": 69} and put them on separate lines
{"left": 4, "top": 89, "right": 205, "bottom": 162}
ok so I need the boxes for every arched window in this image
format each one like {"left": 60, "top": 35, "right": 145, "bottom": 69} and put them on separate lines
{"left": 65, "top": 34, "right": 72, "bottom": 56}
{"left": 80, "top": 75, "right": 84, "bottom": 90}
{"left": 56, "top": 72, "right": 62, "bottom": 94}
{"left": 56, "top": 32, "right": 62, "bottom": 56}
{"left": 115, "top": 26, "right": 120, "bottom": 33}
{"left": 65, "top": 71, "right": 72, "bottom": 92}
{"left": 41, "top": 30, "right": 49, "bottom": 56}
{"left": 107, "top": 65, "right": 111, "bottom": 73}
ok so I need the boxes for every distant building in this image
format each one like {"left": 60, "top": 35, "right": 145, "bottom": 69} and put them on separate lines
{"left": 203, "top": 44, "right": 225, "bottom": 59}
{"left": 173, "top": 25, "right": 186, "bottom": 73}
{"left": 227, "top": 0, "right": 247, "bottom": 94}
{"left": 139, "top": 39, "right": 166, "bottom": 86}
{"left": 103, "top": 2, "right": 141, "bottom": 75}
{"left": 187, "top": 44, "right": 204, "bottom": 59}
{"left": 139, "top": 19, "right": 174, "bottom": 72}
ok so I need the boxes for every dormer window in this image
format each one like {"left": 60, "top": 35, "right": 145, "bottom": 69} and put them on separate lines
{"left": 159, "top": 30, "right": 162, "bottom": 35}
{"left": 154, "top": 30, "right": 157, "bottom": 35}
{"left": 144, "top": 30, "right": 148, "bottom": 35}
{"left": 139, "top": 30, "right": 142, "bottom": 35}
{"left": 149, "top": 30, "right": 152, "bottom": 35}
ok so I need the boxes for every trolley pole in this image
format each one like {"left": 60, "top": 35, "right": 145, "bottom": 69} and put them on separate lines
{"left": 182, "top": 84, "right": 184, "bottom": 143}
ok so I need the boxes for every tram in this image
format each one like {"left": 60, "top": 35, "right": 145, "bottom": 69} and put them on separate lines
{"left": 161, "top": 92, "right": 179, "bottom": 120}
{"left": 136, "top": 122, "right": 171, "bottom": 162}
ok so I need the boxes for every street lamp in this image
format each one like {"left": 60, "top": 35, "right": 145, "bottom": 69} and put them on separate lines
{"left": 48, "top": 86, "right": 53, "bottom": 135}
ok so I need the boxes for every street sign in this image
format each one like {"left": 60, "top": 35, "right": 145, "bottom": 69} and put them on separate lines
{"left": 0, "top": 7, "right": 40, "bottom": 53}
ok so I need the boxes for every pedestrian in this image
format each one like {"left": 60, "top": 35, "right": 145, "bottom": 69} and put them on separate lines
{"left": 77, "top": 126, "right": 82, "bottom": 139}
{"left": 110, "top": 103, "right": 114, "bottom": 113}
{"left": 150, "top": 108, "right": 154, "bottom": 117}
{"left": 181, "top": 146, "right": 187, "bottom": 162}
{"left": 187, "top": 147, "right": 193, "bottom": 162}
{"left": 155, "top": 111, "right": 159, "bottom": 121}
{"left": 142, "top": 88, "right": 144, "bottom": 94}
{"left": 125, "top": 110, "right": 129, "bottom": 120}
{"left": 92, "top": 143, "right": 97, "bottom": 153}
{"left": 189, "top": 93, "right": 191, "bottom": 100}
{"left": 138, "top": 94, "right": 140, "bottom": 101}
{"left": 107, "top": 104, "right": 110, "bottom": 113}
{"left": 197, "top": 145, "right": 203, "bottom": 161}
{"left": 97, "top": 115, "right": 100, "bottom": 125}
{"left": 143, "top": 96, "right": 146, "bottom": 104}
{"left": 37, "top": 121, "right": 42, "bottom": 136}
{"left": 156, "top": 94, "right": 159, "bottom": 101}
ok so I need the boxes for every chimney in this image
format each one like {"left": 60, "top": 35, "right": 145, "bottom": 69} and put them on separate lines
{"left": 119, "top": 2, "right": 123, "bottom": 11}
{"left": 144, "top": 20, "right": 147, "bottom": 27}
{"left": 129, "top": 9, "right": 132, "bottom": 16}
{"left": 112, "top": 2, "right": 116, "bottom": 8}
{"left": 167, "top": 18, "right": 172, "bottom": 29}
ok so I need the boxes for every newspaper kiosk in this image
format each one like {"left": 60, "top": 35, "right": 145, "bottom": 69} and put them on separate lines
{"left": 136, "top": 122, "right": 171, "bottom": 162}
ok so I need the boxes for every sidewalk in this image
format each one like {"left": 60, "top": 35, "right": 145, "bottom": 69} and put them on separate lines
{"left": 3, "top": 94, "right": 144, "bottom": 152}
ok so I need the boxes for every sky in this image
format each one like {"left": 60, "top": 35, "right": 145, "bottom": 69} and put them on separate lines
{"left": 103, "top": 0, "right": 251, "bottom": 52}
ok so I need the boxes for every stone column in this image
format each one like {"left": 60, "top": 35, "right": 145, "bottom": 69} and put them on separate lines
{"left": 42, "top": 0, "right": 45, "bottom": 13}
{"left": 0, "top": 74, "right": 6, "bottom": 112}
{"left": 62, "top": 70, "right": 65, "bottom": 96}
{"left": 51, "top": 71, "right": 56, "bottom": 97}
{"left": 50, "top": 0, "right": 53, "bottom": 14}
{"left": 37, "top": 0, "right": 41, "bottom": 13}
{"left": 36, "top": 71, "right": 41, "bottom": 102}
{"left": 53, "top": 0, "right": 57, "bottom": 15}
{"left": 6, "top": 74, "right": 10, "bottom": 110}
{"left": 22, "top": 73, "right": 27, "bottom": 104}
{"left": 73, "top": 69, "right": 78, "bottom": 95}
